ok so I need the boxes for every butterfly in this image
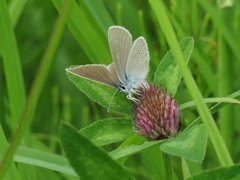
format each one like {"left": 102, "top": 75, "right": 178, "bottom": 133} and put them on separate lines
{"left": 66, "top": 26, "right": 150, "bottom": 101}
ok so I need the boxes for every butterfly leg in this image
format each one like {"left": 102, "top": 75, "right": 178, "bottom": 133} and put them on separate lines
{"left": 127, "top": 93, "right": 140, "bottom": 103}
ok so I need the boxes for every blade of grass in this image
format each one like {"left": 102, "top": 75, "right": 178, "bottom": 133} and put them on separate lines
{"left": 0, "top": 125, "right": 20, "bottom": 180}
{"left": 62, "top": 94, "right": 72, "bottom": 123}
{"left": 180, "top": 97, "right": 240, "bottom": 110}
{"left": 197, "top": 0, "right": 240, "bottom": 62}
{"left": 184, "top": 89, "right": 240, "bottom": 133}
{"left": 1, "top": 1, "right": 41, "bottom": 178}
{"left": 0, "top": 0, "right": 24, "bottom": 177}
{"left": 188, "top": 164, "right": 240, "bottom": 179}
{"left": 0, "top": 0, "right": 26, "bottom": 130}
{"left": 8, "top": 0, "right": 28, "bottom": 27}
{"left": 166, "top": 9, "right": 217, "bottom": 94}
{"left": 192, "top": 50, "right": 217, "bottom": 94}
{"left": 0, "top": 0, "right": 74, "bottom": 178}
{"left": 52, "top": 0, "right": 111, "bottom": 64}
{"left": 218, "top": 5, "right": 234, "bottom": 155}
{"left": 49, "top": 87, "right": 60, "bottom": 150}
{"left": 191, "top": 0, "right": 199, "bottom": 35}
{"left": 14, "top": 147, "right": 77, "bottom": 177}
{"left": 149, "top": 0, "right": 233, "bottom": 166}
{"left": 81, "top": 0, "right": 113, "bottom": 33}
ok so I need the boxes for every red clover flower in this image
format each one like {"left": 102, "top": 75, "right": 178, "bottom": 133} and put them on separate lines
{"left": 133, "top": 84, "right": 181, "bottom": 140}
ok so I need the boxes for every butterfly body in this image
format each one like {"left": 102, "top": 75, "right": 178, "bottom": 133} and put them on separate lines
{"left": 67, "top": 26, "right": 150, "bottom": 101}
{"left": 118, "top": 78, "right": 145, "bottom": 92}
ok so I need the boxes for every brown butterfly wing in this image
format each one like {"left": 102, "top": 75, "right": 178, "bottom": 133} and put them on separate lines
{"left": 66, "top": 64, "right": 119, "bottom": 87}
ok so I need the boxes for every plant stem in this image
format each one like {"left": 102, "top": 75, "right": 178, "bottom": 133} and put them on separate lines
{"left": 0, "top": 0, "right": 73, "bottom": 178}
{"left": 149, "top": 0, "right": 233, "bottom": 166}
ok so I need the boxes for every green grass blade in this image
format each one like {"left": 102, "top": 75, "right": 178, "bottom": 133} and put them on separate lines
{"left": 0, "top": 0, "right": 24, "bottom": 177}
{"left": 197, "top": 0, "right": 240, "bottom": 62}
{"left": 184, "top": 89, "right": 240, "bottom": 133}
{"left": 191, "top": 0, "right": 199, "bottom": 35}
{"left": 218, "top": 6, "right": 234, "bottom": 154}
{"left": 81, "top": 0, "right": 113, "bottom": 33}
{"left": 0, "top": 125, "right": 20, "bottom": 180}
{"left": 166, "top": 9, "right": 217, "bottom": 94}
{"left": 52, "top": 0, "right": 111, "bottom": 64}
{"left": 14, "top": 147, "right": 77, "bottom": 177}
{"left": 0, "top": 0, "right": 26, "bottom": 129}
{"left": 8, "top": 0, "right": 28, "bottom": 26}
{"left": 188, "top": 164, "right": 240, "bottom": 180}
{"left": 180, "top": 97, "right": 240, "bottom": 110}
{"left": 192, "top": 50, "right": 217, "bottom": 94}
{"left": 149, "top": 0, "right": 233, "bottom": 166}
{"left": 0, "top": 0, "right": 73, "bottom": 178}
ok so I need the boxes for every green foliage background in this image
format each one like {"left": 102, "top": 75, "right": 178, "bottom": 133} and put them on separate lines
{"left": 0, "top": 0, "right": 240, "bottom": 179}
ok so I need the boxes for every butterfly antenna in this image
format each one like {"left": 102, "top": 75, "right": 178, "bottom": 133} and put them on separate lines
{"left": 107, "top": 89, "right": 119, "bottom": 113}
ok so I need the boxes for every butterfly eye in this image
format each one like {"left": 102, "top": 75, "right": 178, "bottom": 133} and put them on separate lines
{"left": 118, "top": 84, "right": 126, "bottom": 91}
{"left": 121, "top": 86, "right": 126, "bottom": 90}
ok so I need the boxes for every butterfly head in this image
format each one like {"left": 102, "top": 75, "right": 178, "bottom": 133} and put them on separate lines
{"left": 117, "top": 80, "right": 141, "bottom": 94}
{"left": 118, "top": 83, "right": 128, "bottom": 92}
